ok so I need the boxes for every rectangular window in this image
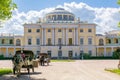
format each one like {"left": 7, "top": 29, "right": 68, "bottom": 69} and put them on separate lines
{"left": 48, "top": 29, "right": 51, "bottom": 32}
{"left": 47, "top": 51, "right": 51, "bottom": 58}
{"left": 69, "top": 38, "right": 72, "bottom": 45}
{"left": 58, "top": 38, "right": 62, "bottom": 45}
{"left": 28, "top": 38, "right": 32, "bottom": 45}
{"left": 2, "top": 39, "right": 5, "bottom": 44}
{"left": 36, "top": 29, "right": 40, "bottom": 33}
{"left": 58, "top": 15, "right": 62, "bottom": 20}
{"left": 68, "top": 51, "right": 73, "bottom": 59}
{"left": 88, "top": 50, "right": 92, "bottom": 55}
{"left": 80, "top": 38, "right": 84, "bottom": 45}
{"left": 88, "top": 37, "right": 92, "bottom": 45}
{"left": 48, "top": 38, "right": 51, "bottom": 45}
{"left": 58, "top": 50, "right": 62, "bottom": 57}
{"left": 9, "top": 39, "right": 13, "bottom": 44}
{"left": 28, "top": 29, "right": 31, "bottom": 33}
{"left": 58, "top": 29, "right": 61, "bottom": 32}
{"left": 36, "top": 38, "right": 40, "bottom": 45}
{"left": 69, "top": 29, "right": 72, "bottom": 32}
{"left": 88, "top": 29, "right": 92, "bottom": 32}
{"left": 80, "top": 29, "right": 83, "bottom": 32}
{"left": 63, "top": 15, "right": 67, "bottom": 20}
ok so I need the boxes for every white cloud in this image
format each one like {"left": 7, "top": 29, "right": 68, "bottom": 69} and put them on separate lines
{"left": 0, "top": 2, "right": 120, "bottom": 34}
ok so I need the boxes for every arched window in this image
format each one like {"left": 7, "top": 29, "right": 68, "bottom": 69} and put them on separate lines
{"left": 16, "top": 39, "right": 21, "bottom": 46}
{"left": 108, "top": 39, "right": 111, "bottom": 44}
{"left": 114, "top": 38, "right": 118, "bottom": 43}
{"left": 2, "top": 39, "right": 5, "bottom": 44}
{"left": 99, "top": 39, "right": 104, "bottom": 45}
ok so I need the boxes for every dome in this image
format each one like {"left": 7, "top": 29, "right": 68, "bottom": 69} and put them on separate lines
{"left": 45, "top": 8, "right": 75, "bottom": 21}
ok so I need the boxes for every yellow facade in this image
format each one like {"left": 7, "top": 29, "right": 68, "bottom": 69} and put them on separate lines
{"left": 0, "top": 8, "right": 120, "bottom": 59}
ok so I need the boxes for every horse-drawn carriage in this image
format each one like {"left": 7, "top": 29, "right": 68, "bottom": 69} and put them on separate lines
{"left": 12, "top": 50, "right": 34, "bottom": 76}
{"left": 38, "top": 53, "right": 50, "bottom": 66}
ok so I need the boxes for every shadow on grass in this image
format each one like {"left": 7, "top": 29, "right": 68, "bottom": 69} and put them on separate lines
{"left": 0, "top": 72, "right": 46, "bottom": 80}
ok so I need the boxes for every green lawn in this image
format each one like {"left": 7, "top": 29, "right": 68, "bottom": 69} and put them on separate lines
{"left": 0, "top": 68, "right": 12, "bottom": 75}
{"left": 51, "top": 59, "right": 75, "bottom": 62}
{"left": 105, "top": 68, "right": 120, "bottom": 75}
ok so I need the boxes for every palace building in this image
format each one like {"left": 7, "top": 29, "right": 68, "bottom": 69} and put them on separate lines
{"left": 0, "top": 8, "right": 120, "bottom": 59}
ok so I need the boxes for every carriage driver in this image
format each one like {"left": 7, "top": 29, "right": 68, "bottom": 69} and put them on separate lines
{"left": 21, "top": 50, "right": 25, "bottom": 61}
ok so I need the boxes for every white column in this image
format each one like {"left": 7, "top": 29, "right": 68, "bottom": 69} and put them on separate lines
{"left": 44, "top": 29, "right": 46, "bottom": 45}
{"left": 62, "top": 28, "right": 65, "bottom": 45}
{"left": 96, "top": 47, "right": 98, "bottom": 56}
{"left": 54, "top": 28, "right": 55, "bottom": 45}
{"left": 52, "top": 28, "right": 54, "bottom": 45}
{"left": 104, "top": 47, "right": 106, "bottom": 56}
{"left": 76, "top": 28, "right": 78, "bottom": 45}
{"left": 111, "top": 47, "right": 114, "bottom": 56}
{"left": 42, "top": 28, "right": 44, "bottom": 45}
{"left": 74, "top": 28, "right": 75, "bottom": 45}
{"left": 14, "top": 47, "right": 16, "bottom": 55}
{"left": 66, "top": 28, "right": 68, "bottom": 45}
{"left": 6, "top": 47, "right": 8, "bottom": 57}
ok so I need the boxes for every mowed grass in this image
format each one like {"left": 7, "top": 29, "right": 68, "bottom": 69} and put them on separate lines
{"left": 0, "top": 68, "right": 12, "bottom": 75}
{"left": 105, "top": 68, "right": 120, "bottom": 75}
{"left": 51, "top": 59, "right": 75, "bottom": 62}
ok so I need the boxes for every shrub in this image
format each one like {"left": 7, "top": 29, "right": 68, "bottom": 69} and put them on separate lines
{"left": 113, "top": 52, "right": 120, "bottom": 59}
{"left": 0, "top": 54, "right": 4, "bottom": 59}
{"left": 83, "top": 53, "right": 91, "bottom": 59}
{"left": 112, "top": 48, "right": 120, "bottom": 59}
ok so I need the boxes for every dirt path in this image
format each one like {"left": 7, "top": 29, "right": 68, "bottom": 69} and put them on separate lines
{"left": 0, "top": 60, "right": 120, "bottom": 80}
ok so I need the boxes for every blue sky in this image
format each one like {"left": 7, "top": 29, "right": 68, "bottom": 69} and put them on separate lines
{"left": 0, "top": 0, "right": 119, "bottom": 34}
{"left": 14, "top": 0, "right": 119, "bottom": 12}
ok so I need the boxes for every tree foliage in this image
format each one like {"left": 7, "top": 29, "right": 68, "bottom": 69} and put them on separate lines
{"left": 112, "top": 48, "right": 120, "bottom": 59}
{"left": 118, "top": 0, "right": 120, "bottom": 5}
{"left": 0, "top": 0, "right": 17, "bottom": 21}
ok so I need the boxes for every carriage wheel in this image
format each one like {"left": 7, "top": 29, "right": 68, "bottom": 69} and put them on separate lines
{"left": 32, "top": 65, "right": 34, "bottom": 72}
{"left": 27, "top": 66, "right": 30, "bottom": 74}
{"left": 13, "top": 66, "right": 16, "bottom": 74}
{"left": 118, "top": 64, "right": 120, "bottom": 69}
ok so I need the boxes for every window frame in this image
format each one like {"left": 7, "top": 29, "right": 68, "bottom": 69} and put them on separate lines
{"left": 48, "top": 29, "right": 51, "bottom": 32}
{"left": 16, "top": 39, "right": 21, "bottom": 46}
{"left": 80, "top": 29, "right": 83, "bottom": 32}
{"left": 28, "top": 38, "right": 32, "bottom": 45}
{"left": 58, "top": 29, "right": 61, "bottom": 32}
{"left": 80, "top": 38, "right": 84, "bottom": 45}
{"left": 69, "top": 29, "right": 72, "bottom": 32}
{"left": 69, "top": 38, "right": 72, "bottom": 45}
{"left": 48, "top": 38, "right": 52, "bottom": 45}
{"left": 88, "top": 29, "right": 92, "bottom": 32}
{"left": 9, "top": 39, "right": 13, "bottom": 44}
{"left": 36, "top": 38, "right": 40, "bottom": 45}
{"left": 36, "top": 29, "right": 40, "bottom": 33}
{"left": 88, "top": 37, "right": 92, "bottom": 45}
{"left": 28, "top": 29, "right": 32, "bottom": 33}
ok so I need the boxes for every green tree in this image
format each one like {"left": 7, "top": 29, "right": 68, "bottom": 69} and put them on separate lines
{"left": 118, "top": 0, "right": 120, "bottom": 27}
{"left": 0, "top": 0, "right": 17, "bottom": 21}
{"left": 118, "top": 0, "right": 120, "bottom": 5}
{"left": 112, "top": 48, "right": 120, "bottom": 59}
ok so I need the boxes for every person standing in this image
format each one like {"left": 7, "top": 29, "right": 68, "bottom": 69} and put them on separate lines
{"left": 21, "top": 52, "right": 25, "bottom": 61}
{"left": 40, "top": 56, "right": 45, "bottom": 66}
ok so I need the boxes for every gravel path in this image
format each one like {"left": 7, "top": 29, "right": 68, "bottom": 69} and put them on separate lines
{"left": 0, "top": 60, "right": 120, "bottom": 80}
